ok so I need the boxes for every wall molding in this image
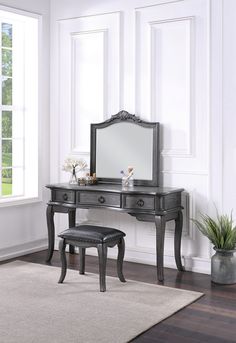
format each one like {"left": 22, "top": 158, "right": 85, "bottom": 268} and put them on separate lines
{"left": 58, "top": 11, "right": 121, "bottom": 169}
{"left": 187, "top": 189, "right": 197, "bottom": 239}
{"left": 70, "top": 29, "right": 107, "bottom": 154}
{"left": 150, "top": 17, "right": 194, "bottom": 158}
{"left": 135, "top": 0, "right": 185, "bottom": 10}
{"left": 0, "top": 239, "right": 48, "bottom": 262}
{"left": 208, "top": 0, "right": 223, "bottom": 211}
{"left": 136, "top": 0, "right": 209, "bottom": 178}
{"left": 57, "top": 11, "right": 122, "bottom": 23}
{"left": 161, "top": 169, "right": 209, "bottom": 175}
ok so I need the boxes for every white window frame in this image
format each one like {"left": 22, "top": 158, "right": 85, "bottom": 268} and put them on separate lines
{"left": 0, "top": 5, "right": 42, "bottom": 207}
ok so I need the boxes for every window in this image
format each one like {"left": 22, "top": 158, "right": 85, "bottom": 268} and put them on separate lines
{"left": 0, "top": 8, "right": 39, "bottom": 204}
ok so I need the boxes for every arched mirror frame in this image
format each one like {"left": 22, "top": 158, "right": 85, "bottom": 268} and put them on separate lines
{"left": 90, "top": 110, "right": 160, "bottom": 186}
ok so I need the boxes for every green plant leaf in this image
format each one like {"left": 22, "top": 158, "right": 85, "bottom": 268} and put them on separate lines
{"left": 191, "top": 212, "right": 236, "bottom": 250}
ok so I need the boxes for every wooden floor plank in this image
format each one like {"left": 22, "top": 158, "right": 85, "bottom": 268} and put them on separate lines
{"left": 2, "top": 250, "right": 236, "bottom": 343}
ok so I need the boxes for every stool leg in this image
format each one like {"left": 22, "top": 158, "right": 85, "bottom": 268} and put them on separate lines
{"left": 79, "top": 247, "right": 86, "bottom": 275}
{"left": 58, "top": 239, "right": 67, "bottom": 283}
{"left": 117, "top": 237, "right": 126, "bottom": 283}
{"left": 68, "top": 209, "right": 76, "bottom": 255}
{"left": 97, "top": 244, "right": 107, "bottom": 292}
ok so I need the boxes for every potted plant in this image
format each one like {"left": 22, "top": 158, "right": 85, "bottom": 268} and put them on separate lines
{"left": 192, "top": 211, "right": 236, "bottom": 284}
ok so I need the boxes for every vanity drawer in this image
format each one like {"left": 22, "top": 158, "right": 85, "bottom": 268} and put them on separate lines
{"left": 78, "top": 192, "right": 121, "bottom": 208}
{"left": 52, "top": 190, "right": 75, "bottom": 204}
{"left": 123, "top": 195, "right": 155, "bottom": 211}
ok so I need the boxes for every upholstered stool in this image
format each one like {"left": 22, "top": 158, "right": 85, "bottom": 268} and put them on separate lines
{"left": 58, "top": 225, "right": 126, "bottom": 292}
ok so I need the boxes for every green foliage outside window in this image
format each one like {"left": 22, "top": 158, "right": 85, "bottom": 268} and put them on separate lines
{"left": 2, "top": 168, "right": 12, "bottom": 195}
{"left": 2, "top": 49, "right": 12, "bottom": 76}
{"left": 2, "top": 78, "right": 12, "bottom": 105}
{"left": 1, "top": 23, "right": 13, "bottom": 196}
{"left": 2, "top": 140, "right": 12, "bottom": 167}
{"left": 2, "top": 139, "right": 12, "bottom": 195}
{"left": 2, "top": 111, "right": 12, "bottom": 138}
{"left": 2, "top": 23, "right": 12, "bottom": 47}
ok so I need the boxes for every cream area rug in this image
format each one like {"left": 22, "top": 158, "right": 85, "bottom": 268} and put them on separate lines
{"left": 0, "top": 261, "right": 203, "bottom": 343}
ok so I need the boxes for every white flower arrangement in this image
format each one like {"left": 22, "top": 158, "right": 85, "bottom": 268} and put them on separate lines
{"left": 62, "top": 157, "right": 87, "bottom": 173}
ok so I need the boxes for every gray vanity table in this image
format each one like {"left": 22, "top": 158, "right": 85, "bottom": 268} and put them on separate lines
{"left": 46, "top": 111, "right": 184, "bottom": 281}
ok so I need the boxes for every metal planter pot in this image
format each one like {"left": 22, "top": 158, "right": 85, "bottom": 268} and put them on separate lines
{"left": 211, "top": 248, "right": 236, "bottom": 284}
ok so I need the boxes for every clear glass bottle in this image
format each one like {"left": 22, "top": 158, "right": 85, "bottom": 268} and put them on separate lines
{"left": 69, "top": 166, "right": 77, "bottom": 184}
{"left": 121, "top": 168, "right": 134, "bottom": 189}
{"left": 122, "top": 175, "right": 128, "bottom": 189}
{"left": 127, "top": 167, "right": 134, "bottom": 188}
{"left": 128, "top": 175, "right": 134, "bottom": 188}
{"left": 122, "top": 175, "right": 134, "bottom": 189}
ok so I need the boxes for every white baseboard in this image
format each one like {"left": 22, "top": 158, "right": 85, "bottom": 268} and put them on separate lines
{"left": 55, "top": 239, "right": 211, "bottom": 275}
{"left": 95, "top": 248, "right": 211, "bottom": 275}
{"left": 0, "top": 238, "right": 211, "bottom": 275}
{"left": 0, "top": 239, "right": 48, "bottom": 262}
{"left": 183, "top": 256, "right": 211, "bottom": 274}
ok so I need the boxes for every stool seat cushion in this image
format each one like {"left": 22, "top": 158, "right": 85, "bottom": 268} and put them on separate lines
{"left": 58, "top": 225, "right": 126, "bottom": 244}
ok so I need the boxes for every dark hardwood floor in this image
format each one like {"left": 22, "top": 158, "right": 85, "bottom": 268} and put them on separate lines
{"left": 3, "top": 250, "right": 236, "bottom": 343}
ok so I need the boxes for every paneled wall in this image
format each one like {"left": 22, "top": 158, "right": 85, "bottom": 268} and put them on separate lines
{"left": 50, "top": 0, "right": 223, "bottom": 274}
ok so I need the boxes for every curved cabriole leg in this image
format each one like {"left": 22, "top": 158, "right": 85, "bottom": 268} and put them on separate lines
{"left": 97, "top": 244, "right": 107, "bottom": 292}
{"left": 117, "top": 238, "right": 126, "bottom": 282}
{"left": 155, "top": 215, "right": 166, "bottom": 282}
{"left": 68, "top": 209, "right": 76, "bottom": 254}
{"left": 79, "top": 247, "right": 86, "bottom": 275}
{"left": 46, "top": 204, "right": 55, "bottom": 262}
{"left": 174, "top": 210, "right": 184, "bottom": 271}
{"left": 58, "top": 239, "right": 67, "bottom": 283}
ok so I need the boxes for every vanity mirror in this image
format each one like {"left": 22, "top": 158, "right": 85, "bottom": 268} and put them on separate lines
{"left": 90, "top": 110, "right": 159, "bottom": 186}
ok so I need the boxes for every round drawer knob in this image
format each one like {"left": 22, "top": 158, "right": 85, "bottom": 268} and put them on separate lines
{"left": 63, "top": 193, "right": 68, "bottom": 201}
{"left": 137, "top": 199, "right": 144, "bottom": 207}
{"left": 98, "top": 196, "right": 105, "bottom": 204}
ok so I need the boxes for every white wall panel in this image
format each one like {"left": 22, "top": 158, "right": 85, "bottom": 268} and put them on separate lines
{"left": 222, "top": 0, "right": 236, "bottom": 217}
{"left": 51, "top": 0, "right": 223, "bottom": 274}
{"left": 151, "top": 18, "right": 192, "bottom": 157}
{"left": 71, "top": 31, "right": 105, "bottom": 153}
{"left": 134, "top": 0, "right": 210, "bottom": 256}
{"left": 136, "top": 0, "right": 209, "bottom": 174}
{"left": 58, "top": 12, "right": 120, "bottom": 170}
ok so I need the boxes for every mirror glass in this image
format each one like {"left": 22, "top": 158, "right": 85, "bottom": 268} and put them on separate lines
{"left": 96, "top": 122, "right": 153, "bottom": 179}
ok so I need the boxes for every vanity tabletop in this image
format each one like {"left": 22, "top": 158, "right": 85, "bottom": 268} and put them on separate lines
{"left": 46, "top": 183, "right": 184, "bottom": 195}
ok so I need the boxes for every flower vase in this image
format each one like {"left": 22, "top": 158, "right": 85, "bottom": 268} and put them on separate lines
{"left": 122, "top": 175, "right": 134, "bottom": 189}
{"left": 69, "top": 166, "right": 77, "bottom": 185}
{"left": 211, "top": 248, "right": 236, "bottom": 284}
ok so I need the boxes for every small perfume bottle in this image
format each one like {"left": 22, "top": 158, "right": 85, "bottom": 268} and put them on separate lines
{"left": 127, "top": 166, "right": 134, "bottom": 188}
{"left": 121, "top": 167, "right": 134, "bottom": 189}
{"left": 121, "top": 170, "right": 128, "bottom": 189}
{"left": 92, "top": 173, "right": 97, "bottom": 184}
{"left": 122, "top": 176, "right": 128, "bottom": 189}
